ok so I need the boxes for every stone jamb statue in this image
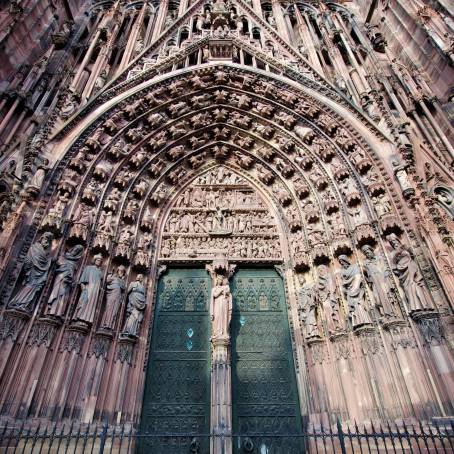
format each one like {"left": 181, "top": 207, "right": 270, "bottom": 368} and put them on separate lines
{"left": 338, "top": 254, "right": 372, "bottom": 329}
{"left": 73, "top": 254, "right": 103, "bottom": 325}
{"left": 361, "top": 244, "right": 396, "bottom": 318}
{"left": 121, "top": 274, "right": 147, "bottom": 338}
{"left": 100, "top": 265, "right": 127, "bottom": 331}
{"left": 46, "top": 244, "right": 84, "bottom": 317}
{"left": 8, "top": 231, "right": 54, "bottom": 313}
{"left": 386, "top": 233, "right": 435, "bottom": 314}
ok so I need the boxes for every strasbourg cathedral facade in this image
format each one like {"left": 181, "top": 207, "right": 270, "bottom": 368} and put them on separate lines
{"left": 0, "top": 0, "right": 453, "bottom": 452}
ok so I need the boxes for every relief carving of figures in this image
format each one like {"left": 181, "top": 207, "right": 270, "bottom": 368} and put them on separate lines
{"left": 211, "top": 274, "right": 232, "bottom": 340}
{"left": 46, "top": 245, "right": 84, "bottom": 317}
{"left": 115, "top": 228, "right": 133, "bottom": 260}
{"left": 82, "top": 179, "right": 101, "bottom": 205}
{"left": 42, "top": 192, "right": 71, "bottom": 232}
{"left": 316, "top": 265, "right": 340, "bottom": 335}
{"left": 122, "top": 274, "right": 146, "bottom": 337}
{"left": 392, "top": 161, "right": 414, "bottom": 197}
{"left": 298, "top": 276, "right": 319, "bottom": 338}
{"left": 114, "top": 169, "right": 133, "bottom": 190}
{"left": 8, "top": 232, "right": 54, "bottom": 312}
{"left": 372, "top": 193, "right": 392, "bottom": 217}
{"left": 387, "top": 234, "right": 435, "bottom": 313}
{"left": 26, "top": 160, "right": 48, "bottom": 196}
{"left": 338, "top": 255, "right": 372, "bottom": 328}
{"left": 73, "top": 254, "right": 103, "bottom": 324}
{"left": 306, "top": 221, "right": 324, "bottom": 245}
{"left": 361, "top": 245, "right": 396, "bottom": 318}
{"left": 328, "top": 211, "right": 347, "bottom": 237}
{"left": 135, "top": 232, "right": 152, "bottom": 268}
{"left": 124, "top": 199, "right": 139, "bottom": 222}
{"left": 104, "top": 188, "right": 122, "bottom": 212}
{"left": 94, "top": 211, "right": 114, "bottom": 251}
{"left": 100, "top": 266, "right": 126, "bottom": 330}
{"left": 69, "top": 204, "right": 94, "bottom": 241}
{"left": 347, "top": 204, "right": 368, "bottom": 227}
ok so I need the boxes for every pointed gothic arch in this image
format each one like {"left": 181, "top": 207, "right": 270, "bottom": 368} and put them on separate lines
{"left": 0, "top": 60, "right": 451, "bottom": 436}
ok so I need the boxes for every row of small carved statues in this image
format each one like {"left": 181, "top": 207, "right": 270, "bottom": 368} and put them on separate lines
{"left": 7, "top": 233, "right": 147, "bottom": 338}
{"left": 160, "top": 235, "right": 282, "bottom": 259}
{"left": 297, "top": 238, "right": 435, "bottom": 338}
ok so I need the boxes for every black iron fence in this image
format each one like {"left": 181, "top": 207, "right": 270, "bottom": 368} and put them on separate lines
{"left": 0, "top": 420, "right": 453, "bottom": 453}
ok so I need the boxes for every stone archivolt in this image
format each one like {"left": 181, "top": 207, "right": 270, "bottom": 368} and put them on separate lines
{"left": 0, "top": 65, "right": 451, "bottom": 428}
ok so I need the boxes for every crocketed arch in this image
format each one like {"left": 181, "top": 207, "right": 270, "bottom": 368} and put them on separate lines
{"left": 0, "top": 63, "right": 422, "bottom": 427}
{"left": 32, "top": 65, "right": 400, "bottom": 274}
{"left": 5, "top": 63, "right": 406, "bottom": 304}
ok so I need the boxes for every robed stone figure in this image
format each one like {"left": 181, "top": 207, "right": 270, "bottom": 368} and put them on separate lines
{"left": 361, "top": 245, "right": 395, "bottom": 317}
{"left": 46, "top": 244, "right": 84, "bottom": 317}
{"left": 315, "top": 265, "right": 340, "bottom": 334}
{"left": 122, "top": 274, "right": 147, "bottom": 337}
{"left": 8, "top": 232, "right": 54, "bottom": 312}
{"left": 210, "top": 275, "right": 232, "bottom": 340}
{"left": 100, "top": 265, "right": 126, "bottom": 330}
{"left": 298, "top": 276, "right": 319, "bottom": 338}
{"left": 338, "top": 255, "right": 372, "bottom": 328}
{"left": 387, "top": 233, "right": 434, "bottom": 313}
{"left": 73, "top": 254, "right": 103, "bottom": 324}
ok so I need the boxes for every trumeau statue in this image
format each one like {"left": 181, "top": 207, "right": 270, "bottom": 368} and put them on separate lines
{"left": 122, "top": 274, "right": 147, "bottom": 337}
{"left": 387, "top": 234, "right": 435, "bottom": 313}
{"left": 361, "top": 245, "right": 396, "bottom": 318}
{"left": 46, "top": 244, "right": 84, "bottom": 317}
{"left": 73, "top": 254, "right": 103, "bottom": 324}
{"left": 8, "top": 232, "right": 54, "bottom": 312}
{"left": 100, "top": 265, "right": 126, "bottom": 330}
{"left": 338, "top": 255, "right": 372, "bottom": 328}
{"left": 210, "top": 274, "right": 232, "bottom": 340}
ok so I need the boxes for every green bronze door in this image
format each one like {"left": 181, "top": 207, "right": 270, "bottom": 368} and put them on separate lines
{"left": 138, "top": 268, "right": 211, "bottom": 453}
{"left": 232, "top": 269, "right": 304, "bottom": 453}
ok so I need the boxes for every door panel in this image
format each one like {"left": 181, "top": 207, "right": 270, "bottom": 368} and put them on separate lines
{"left": 138, "top": 269, "right": 211, "bottom": 453}
{"left": 232, "top": 269, "right": 304, "bottom": 454}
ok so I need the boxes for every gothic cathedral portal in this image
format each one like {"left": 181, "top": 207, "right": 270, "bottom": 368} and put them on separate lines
{"left": 0, "top": 0, "right": 453, "bottom": 451}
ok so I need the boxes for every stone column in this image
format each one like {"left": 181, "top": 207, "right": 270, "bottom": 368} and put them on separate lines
{"left": 206, "top": 259, "right": 235, "bottom": 454}
{"left": 271, "top": 0, "right": 291, "bottom": 41}
{"left": 210, "top": 336, "right": 232, "bottom": 454}
{"left": 151, "top": 0, "right": 169, "bottom": 41}
{"left": 117, "top": 3, "right": 147, "bottom": 73}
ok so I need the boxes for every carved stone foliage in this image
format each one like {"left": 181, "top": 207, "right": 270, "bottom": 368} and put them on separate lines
{"left": 0, "top": 311, "right": 28, "bottom": 342}
{"left": 61, "top": 328, "right": 86, "bottom": 354}
{"left": 414, "top": 314, "right": 444, "bottom": 347}
{"left": 160, "top": 166, "right": 281, "bottom": 261}
{"left": 27, "top": 320, "right": 58, "bottom": 348}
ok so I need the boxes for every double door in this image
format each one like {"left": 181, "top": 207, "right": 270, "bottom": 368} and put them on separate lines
{"left": 139, "top": 268, "right": 303, "bottom": 453}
